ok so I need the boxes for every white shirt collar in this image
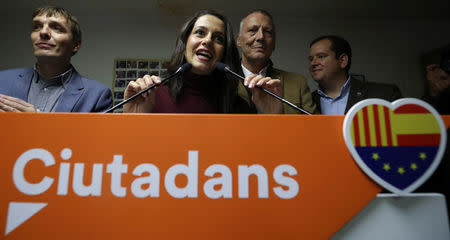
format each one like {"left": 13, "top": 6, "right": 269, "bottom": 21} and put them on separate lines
{"left": 241, "top": 64, "right": 269, "bottom": 78}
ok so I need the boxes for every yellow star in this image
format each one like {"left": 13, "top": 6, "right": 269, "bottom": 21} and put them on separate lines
{"left": 419, "top": 152, "right": 427, "bottom": 160}
{"left": 411, "top": 163, "right": 418, "bottom": 170}
{"left": 398, "top": 167, "right": 405, "bottom": 175}
{"left": 372, "top": 153, "right": 380, "bottom": 160}
{"left": 383, "top": 163, "right": 390, "bottom": 171}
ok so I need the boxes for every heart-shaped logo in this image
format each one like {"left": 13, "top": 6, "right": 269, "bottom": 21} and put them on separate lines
{"left": 343, "top": 98, "right": 447, "bottom": 194}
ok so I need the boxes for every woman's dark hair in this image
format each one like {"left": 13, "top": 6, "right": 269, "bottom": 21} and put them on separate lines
{"left": 166, "top": 10, "right": 241, "bottom": 113}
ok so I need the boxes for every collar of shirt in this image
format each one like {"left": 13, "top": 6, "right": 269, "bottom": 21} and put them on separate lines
{"left": 241, "top": 64, "right": 268, "bottom": 78}
{"left": 33, "top": 64, "right": 74, "bottom": 89}
{"left": 317, "top": 76, "right": 351, "bottom": 115}
{"left": 317, "top": 76, "right": 351, "bottom": 100}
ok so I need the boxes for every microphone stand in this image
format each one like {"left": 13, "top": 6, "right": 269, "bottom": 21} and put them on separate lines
{"left": 216, "top": 63, "right": 312, "bottom": 115}
{"left": 103, "top": 63, "right": 192, "bottom": 113}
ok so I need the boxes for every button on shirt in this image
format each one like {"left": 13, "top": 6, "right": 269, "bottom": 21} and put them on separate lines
{"left": 317, "top": 76, "right": 351, "bottom": 115}
{"left": 27, "top": 66, "right": 73, "bottom": 112}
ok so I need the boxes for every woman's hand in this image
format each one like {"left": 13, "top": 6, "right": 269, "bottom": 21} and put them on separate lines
{"left": 123, "top": 75, "right": 161, "bottom": 113}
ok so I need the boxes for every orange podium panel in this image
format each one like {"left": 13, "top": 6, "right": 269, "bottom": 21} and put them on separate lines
{"left": 0, "top": 113, "right": 396, "bottom": 239}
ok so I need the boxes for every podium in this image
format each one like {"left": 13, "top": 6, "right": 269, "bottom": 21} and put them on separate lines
{"left": 332, "top": 193, "right": 449, "bottom": 239}
{"left": 0, "top": 113, "right": 448, "bottom": 239}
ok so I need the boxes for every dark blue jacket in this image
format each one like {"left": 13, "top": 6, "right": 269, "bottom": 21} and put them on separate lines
{"left": 0, "top": 68, "right": 112, "bottom": 112}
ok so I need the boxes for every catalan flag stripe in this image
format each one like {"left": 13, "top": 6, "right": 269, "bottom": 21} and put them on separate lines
{"left": 358, "top": 110, "right": 366, "bottom": 146}
{"left": 363, "top": 107, "right": 371, "bottom": 146}
{"left": 351, "top": 121, "right": 356, "bottom": 145}
{"left": 384, "top": 106, "right": 393, "bottom": 146}
{"left": 368, "top": 106, "right": 377, "bottom": 146}
{"left": 373, "top": 105, "right": 382, "bottom": 146}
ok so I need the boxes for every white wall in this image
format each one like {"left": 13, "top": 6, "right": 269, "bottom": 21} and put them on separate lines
{"left": 1, "top": 4, "right": 449, "bottom": 97}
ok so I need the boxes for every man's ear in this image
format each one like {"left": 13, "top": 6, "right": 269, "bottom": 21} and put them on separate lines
{"left": 339, "top": 54, "right": 348, "bottom": 70}
{"left": 236, "top": 34, "right": 242, "bottom": 48}
{"left": 72, "top": 40, "right": 81, "bottom": 55}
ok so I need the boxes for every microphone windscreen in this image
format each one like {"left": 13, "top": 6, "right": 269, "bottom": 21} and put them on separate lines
{"left": 215, "top": 62, "right": 229, "bottom": 73}
{"left": 179, "top": 63, "right": 193, "bottom": 73}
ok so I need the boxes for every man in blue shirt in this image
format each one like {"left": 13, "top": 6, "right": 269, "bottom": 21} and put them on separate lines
{"left": 0, "top": 6, "right": 111, "bottom": 113}
{"left": 309, "top": 35, "right": 401, "bottom": 115}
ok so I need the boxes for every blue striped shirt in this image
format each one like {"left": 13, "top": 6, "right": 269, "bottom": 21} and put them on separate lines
{"left": 317, "top": 76, "right": 351, "bottom": 115}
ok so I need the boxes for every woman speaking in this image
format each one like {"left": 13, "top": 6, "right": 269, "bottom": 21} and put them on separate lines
{"left": 123, "top": 10, "right": 282, "bottom": 114}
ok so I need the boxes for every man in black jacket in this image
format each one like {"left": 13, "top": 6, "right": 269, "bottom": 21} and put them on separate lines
{"left": 309, "top": 35, "right": 401, "bottom": 114}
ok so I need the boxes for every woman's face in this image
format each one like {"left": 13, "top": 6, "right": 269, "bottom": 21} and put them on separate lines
{"left": 185, "top": 14, "right": 225, "bottom": 75}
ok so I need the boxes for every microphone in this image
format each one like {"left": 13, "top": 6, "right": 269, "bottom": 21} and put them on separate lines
{"left": 103, "top": 63, "right": 192, "bottom": 113}
{"left": 215, "top": 62, "right": 312, "bottom": 115}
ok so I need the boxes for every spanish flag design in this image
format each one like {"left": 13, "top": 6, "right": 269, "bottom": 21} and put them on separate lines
{"left": 344, "top": 99, "right": 446, "bottom": 193}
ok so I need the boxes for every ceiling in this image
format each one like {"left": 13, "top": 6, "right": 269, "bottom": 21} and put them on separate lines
{"left": 3, "top": 0, "right": 450, "bottom": 18}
